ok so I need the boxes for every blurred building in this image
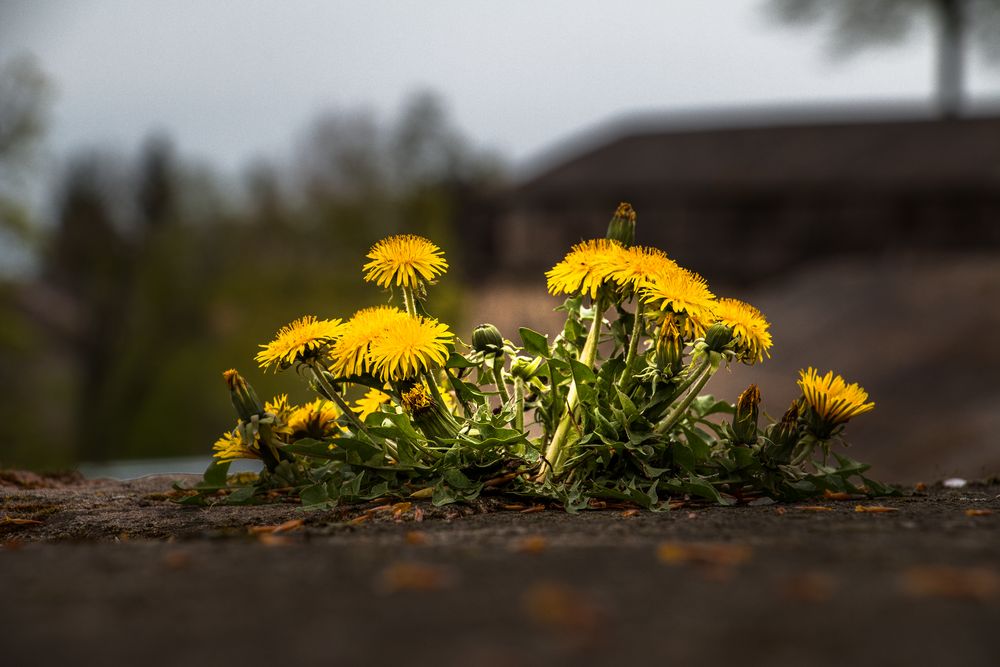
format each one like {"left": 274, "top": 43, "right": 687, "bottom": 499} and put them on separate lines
{"left": 469, "top": 107, "right": 1000, "bottom": 284}
{"left": 458, "top": 106, "right": 1000, "bottom": 481}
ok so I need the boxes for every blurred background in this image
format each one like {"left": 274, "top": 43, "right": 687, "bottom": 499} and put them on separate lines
{"left": 1, "top": 0, "right": 998, "bottom": 481}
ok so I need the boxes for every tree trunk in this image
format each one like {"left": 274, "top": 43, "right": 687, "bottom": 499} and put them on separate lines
{"left": 936, "top": 0, "right": 964, "bottom": 119}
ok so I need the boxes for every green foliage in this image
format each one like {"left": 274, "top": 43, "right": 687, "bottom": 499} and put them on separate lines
{"left": 190, "top": 205, "right": 891, "bottom": 511}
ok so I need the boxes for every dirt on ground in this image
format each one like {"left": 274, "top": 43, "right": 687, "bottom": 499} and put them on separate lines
{"left": 2, "top": 472, "right": 999, "bottom": 666}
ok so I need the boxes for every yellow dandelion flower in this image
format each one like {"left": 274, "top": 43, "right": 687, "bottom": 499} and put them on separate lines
{"left": 212, "top": 427, "right": 259, "bottom": 462}
{"left": 352, "top": 388, "right": 392, "bottom": 421}
{"left": 329, "top": 306, "right": 410, "bottom": 378}
{"left": 641, "top": 267, "right": 716, "bottom": 338}
{"left": 607, "top": 245, "right": 679, "bottom": 291}
{"left": 712, "top": 298, "right": 773, "bottom": 364}
{"left": 368, "top": 315, "right": 453, "bottom": 381}
{"left": 546, "top": 239, "right": 624, "bottom": 299}
{"left": 265, "top": 394, "right": 292, "bottom": 417}
{"left": 363, "top": 234, "right": 448, "bottom": 289}
{"left": 287, "top": 398, "right": 342, "bottom": 439}
{"left": 798, "top": 368, "right": 875, "bottom": 427}
{"left": 255, "top": 316, "right": 344, "bottom": 371}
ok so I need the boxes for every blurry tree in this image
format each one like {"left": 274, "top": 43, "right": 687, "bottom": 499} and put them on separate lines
{"left": 0, "top": 55, "right": 50, "bottom": 261}
{"left": 1, "top": 87, "right": 503, "bottom": 469}
{"left": 766, "top": 0, "right": 1000, "bottom": 118}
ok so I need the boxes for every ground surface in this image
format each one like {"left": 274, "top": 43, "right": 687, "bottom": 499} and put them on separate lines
{"left": 2, "top": 471, "right": 999, "bottom": 666}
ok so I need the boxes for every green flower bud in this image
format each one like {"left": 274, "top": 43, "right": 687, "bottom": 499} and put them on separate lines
{"left": 223, "top": 369, "right": 264, "bottom": 422}
{"left": 704, "top": 323, "right": 734, "bottom": 353}
{"left": 606, "top": 202, "right": 637, "bottom": 246}
{"left": 762, "top": 400, "right": 801, "bottom": 465}
{"left": 732, "top": 384, "right": 761, "bottom": 445}
{"left": 472, "top": 323, "right": 504, "bottom": 357}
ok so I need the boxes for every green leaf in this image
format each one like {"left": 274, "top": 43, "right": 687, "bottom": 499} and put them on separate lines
{"left": 445, "top": 351, "right": 477, "bottom": 368}
{"left": 519, "top": 327, "right": 550, "bottom": 357}
{"left": 201, "top": 459, "right": 231, "bottom": 488}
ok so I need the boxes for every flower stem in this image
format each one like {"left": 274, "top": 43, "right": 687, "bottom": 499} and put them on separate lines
{"left": 653, "top": 354, "right": 718, "bottom": 436}
{"left": 618, "top": 301, "right": 645, "bottom": 391}
{"left": 309, "top": 363, "right": 370, "bottom": 435}
{"left": 514, "top": 377, "right": 525, "bottom": 434}
{"left": 538, "top": 295, "right": 606, "bottom": 481}
{"left": 401, "top": 285, "right": 417, "bottom": 316}
{"left": 492, "top": 356, "right": 511, "bottom": 404}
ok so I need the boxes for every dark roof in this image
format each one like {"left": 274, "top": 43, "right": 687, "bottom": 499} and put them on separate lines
{"left": 514, "top": 107, "right": 1000, "bottom": 198}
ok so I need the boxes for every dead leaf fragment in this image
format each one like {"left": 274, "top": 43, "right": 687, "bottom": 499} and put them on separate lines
{"left": 513, "top": 535, "right": 548, "bottom": 554}
{"left": 854, "top": 505, "right": 899, "bottom": 513}
{"left": 782, "top": 572, "right": 837, "bottom": 603}
{"left": 522, "top": 582, "right": 601, "bottom": 634}
{"left": 162, "top": 550, "right": 192, "bottom": 570}
{"left": 248, "top": 518, "right": 304, "bottom": 535}
{"left": 378, "top": 562, "right": 451, "bottom": 593}
{"left": 520, "top": 505, "right": 545, "bottom": 514}
{"left": 965, "top": 509, "right": 994, "bottom": 517}
{"left": 823, "top": 490, "right": 853, "bottom": 501}
{"left": 795, "top": 505, "right": 834, "bottom": 512}
{"left": 621, "top": 509, "right": 640, "bottom": 518}
{"left": 657, "top": 541, "right": 753, "bottom": 567}
{"left": 257, "top": 533, "right": 293, "bottom": 547}
{"left": 405, "top": 530, "right": 428, "bottom": 546}
{"left": 901, "top": 566, "right": 1000, "bottom": 600}
{"left": 0, "top": 516, "right": 44, "bottom": 526}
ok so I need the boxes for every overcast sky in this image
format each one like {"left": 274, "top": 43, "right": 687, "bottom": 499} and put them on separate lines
{"left": 2, "top": 0, "right": 999, "bottom": 174}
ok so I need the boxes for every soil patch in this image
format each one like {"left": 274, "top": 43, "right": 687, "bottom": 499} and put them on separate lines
{"left": 2, "top": 473, "right": 999, "bottom": 665}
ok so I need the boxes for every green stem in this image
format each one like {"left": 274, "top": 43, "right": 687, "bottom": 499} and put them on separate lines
{"left": 514, "top": 378, "right": 525, "bottom": 434}
{"left": 618, "top": 301, "right": 646, "bottom": 391}
{"left": 538, "top": 295, "right": 606, "bottom": 481}
{"left": 309, "top": 364, "right": 370, "bottom": 435}
{"left": 492, "top": 356, "right": 511, "bottom": 404}
{"left": 401, "top": 285, "right": 417, "bottom": 316}
{"left": 653, "top": 355, "right": 718, "bottom": 436}
{"left": 790, "top": 441, "right": 816, "bottom": 467}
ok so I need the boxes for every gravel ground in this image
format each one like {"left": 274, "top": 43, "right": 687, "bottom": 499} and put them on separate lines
{"left": 2, "top": 471, "right": 999, "bottom": 666}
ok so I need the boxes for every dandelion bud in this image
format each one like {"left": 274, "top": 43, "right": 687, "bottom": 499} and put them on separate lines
{"left": 704, "top": 323, "right": 734, "bottom": 353}
{"left": 472, "top": 323, "right": 504, "bottom": 357}
{"left": 769, "top": 400, "right": 800, "bottom": 448}
{"left": 732, "top": 384, "right": 761, "bottom": 445}
{"left": 761, "top": 400, "right": 801, "bottom": 465}
{"left": 510, "top": 355, "right": 544, "bottom": 381}
{"left": 606, "top": 202, "right": 636, "bottom": 247}
{"left": 223, "top": 369, "right": 264, "bottom": 422}
{"left": 655, "top": 317, "right": 684, "bottom": 375}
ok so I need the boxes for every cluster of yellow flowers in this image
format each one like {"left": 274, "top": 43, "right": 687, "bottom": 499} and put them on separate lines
{"left": 546, "top": 236, "right": 772, "bottom": 364}
{"left": 254, "top": 235, "right": 454, "bottom": 385}
{"left": 216, "top": 205, "right": 875, "bottom": 477}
